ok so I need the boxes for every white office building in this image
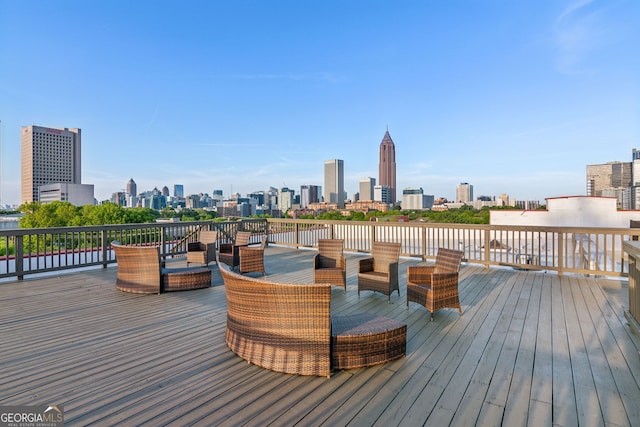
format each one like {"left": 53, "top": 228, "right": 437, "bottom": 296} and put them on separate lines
{"left": 456, "top": 182, "right": 473, "bottom": 204}
{"left": 374, "top": 185, "right": 392, "bottom": 205}
{"left": 39, "top": 183, "right": 94, "bottom": 206}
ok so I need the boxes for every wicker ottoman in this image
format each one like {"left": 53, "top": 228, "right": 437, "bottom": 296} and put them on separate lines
{"left": 162, "top": 267, "right": 211, "bottom": 292}
{"left": 331, "top": 312, "right": 407, "bottom": 370}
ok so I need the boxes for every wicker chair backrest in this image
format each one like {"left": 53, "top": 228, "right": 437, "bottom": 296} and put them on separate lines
{"left": 199, "top": 230, "right": 218, "bottom": 245}
{"left": 434, "top": 248, "right": 464, "bottom": 274}
{"left": 235, "top": 231, "right": 252, "bottom": 246}
{"left": 371, "top": 242, "right": 401, "bottom": 274}
{"left": 318, "top": 239, "right": 344, "bottom": 258}
{"left": 112, "top": 242, "right": 161, "bottom": 292}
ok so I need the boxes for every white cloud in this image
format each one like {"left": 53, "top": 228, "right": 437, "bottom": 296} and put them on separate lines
{"left": 553, "top": 0, "right": 609, "bottom": 74}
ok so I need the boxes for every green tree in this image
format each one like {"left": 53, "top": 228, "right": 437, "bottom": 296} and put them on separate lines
{"left": 124, "top": 207, "right": 159, "bottom": 223}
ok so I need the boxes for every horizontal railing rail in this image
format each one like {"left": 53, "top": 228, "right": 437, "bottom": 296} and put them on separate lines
{"left": 1, "top": 218, "right": 638, "bottom": 281}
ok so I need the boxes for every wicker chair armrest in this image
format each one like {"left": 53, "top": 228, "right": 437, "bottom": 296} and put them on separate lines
{"left": 430, "top": 272, "right": 459, "bottom": 290}
{"left": 233, "top": 243, "right": 250, "bottom": 253}
{"left": 219, "top": 242, "right": 233, "bottom": 253}
{"left": 389, "top": 261, "right": 399, "bottom": 277}
{"left": 358, "top": 257, "right": 374, "bottom": 273}
{"left": 315, "top": 254, "right": 346, "bottom": 269}
{"left": 407, "top": 265, "right": 436, "bottom": 282}
{"left": 239, "top": 246, "right": 263, "bottom": 254}
{"left": 188, "top": 242, "right": 204, "bottom": 251}
{"left": 314, "top": 253, "right": 322, "bottom": 269}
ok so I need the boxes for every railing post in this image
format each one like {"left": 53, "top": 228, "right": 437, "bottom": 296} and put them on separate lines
{"left": 15, "top": 235, "right": 24, "bottom": 280}
{"left": 623, "top": 241, "right": 640, "bottom": 334}
{"left": 101, "top": 229, "right": 109, "bottom": 268}
{"left": 371, "top": 224, "right": 376, "bottom": 252}
{"left": 422, "top": 225, "right": 427, "bottom": 261}
{"left": 295, "top": 222, "right": 300, "bottom": 249}
{"left": 160, "top": 225, "right": 167, "bottom": 259}
{"left": 265, "top": 220, "right": 270, "bottom": 243}
{"left": 558, "top": 232, "right": 564, "bottom": 276}
{"left": 484, "top": 228, "right": 491, "bottom": 268}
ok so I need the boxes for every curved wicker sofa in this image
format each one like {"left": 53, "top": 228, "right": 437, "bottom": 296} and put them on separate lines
{"left": 112, "top": 242, "right": 212, "bottom": 294}
{"left": 219, "top": 263, "right": 407, "bottom": 378}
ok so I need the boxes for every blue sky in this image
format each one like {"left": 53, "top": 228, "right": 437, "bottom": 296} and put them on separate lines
{"left": 1, "top": 0, "right": 638, "bottom": 206}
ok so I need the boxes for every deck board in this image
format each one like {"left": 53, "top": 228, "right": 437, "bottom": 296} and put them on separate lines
{"left": 1, "top": 246, "right": 639, "bottom": 426}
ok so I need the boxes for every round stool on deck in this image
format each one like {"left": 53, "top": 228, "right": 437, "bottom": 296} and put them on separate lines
{"left": 331, "top": 312, "right": 406, "bottom": 370}
{"left": 161, "top": 267, "right": 211, "bottom": 292}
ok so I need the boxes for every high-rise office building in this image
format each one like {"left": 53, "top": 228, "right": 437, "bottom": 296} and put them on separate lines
{"left": 586, "top": 161, "right": 632, "bottom": 196}
{"left": 456, "top": 182, "right": 474, "bottom": 204}
{"left": 126, "top": 178, "right": 137, "bottom": 197}
{"left": 324, "top": 159, "right": 345, "bottom": 208}
{"left": 359, "top": 177, "right": 376, "bottom": 201}
{"left": 278, "top": 187, "right": 295, "bottom": 212}
{"left": 374, "top": 185, "right": 392, "bottom": 205}
{"left": 21, "top": 125, "right": 81, "bottom": 203}
{"left": 300, "top": 185, "right": 320, "bottom": 208}
{"left": 174, "top": 184, "right": 184, "bottom": 198}
{"left": 401, "top": 187, "right": 427, "bottom": 210}
{"left": 379, "top": 130, "right": 397, "bottom": 204}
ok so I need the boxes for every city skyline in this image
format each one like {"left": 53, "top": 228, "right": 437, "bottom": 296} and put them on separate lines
{"left": 1, "top": 1, "right": 639, "bottom": 206}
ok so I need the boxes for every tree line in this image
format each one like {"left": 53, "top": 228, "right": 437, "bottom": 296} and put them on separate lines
{"left": 16, "top": 201, "right": 218, "bottom": 228}
{"left": 13, "top": 201, "right": 530, "bottom": 228}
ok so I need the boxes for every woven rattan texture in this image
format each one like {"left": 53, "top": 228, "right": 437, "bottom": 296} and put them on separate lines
{"left": 314, "top": 239, "right": 346, "bottom": 291}
{"left": 219, "top": 264, "right": 332, "bottom": 377}
{"left": 357, "top": 241, "right": 401, "bottom": 301}
{"left": 239, "top": 235, "right": 267, "bottom": 275}
{"left": 113, "top": 242, "right": 212, "bottom": 294}
{"left": 187, "top": 230, "right": 218, "bottom": 266}
{"left": 331, "top": 312, "right": 406, "bottom": 369}
{"left": 407, "top": 248, "right": 464, "bottom": 319}
{"left": 219, "top": 231, "right": 252, "bottom": 269}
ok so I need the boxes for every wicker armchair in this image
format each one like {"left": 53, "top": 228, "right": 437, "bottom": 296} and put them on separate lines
{"left": 186, "top": 230, "right": 218, "bottom": 267}
{"left": 407, "top": 248, "right": 464, "bottom": 320}
{"left": 357, "top": 241, "right": 401, "bottom": 302}
{"left": 218, "top": 231, "right": 252, "bottom": 270}
{"left": 239, "top": 235, "right": 267, "bottom": 276}
{"left": 314, "top": 239, "right": 346, "bottom": 292}
{"left": 112, "top": 241, "right": 211, "bottom": 294}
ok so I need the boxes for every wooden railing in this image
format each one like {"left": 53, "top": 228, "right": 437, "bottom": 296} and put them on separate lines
{"left": 1, "top": 218, "right": 638, "bottom": 281}
{"left": 622, "top": 241, "right": 640, "bottom": 333}
{"left": 266, "top": 219, "right": 639, "bottom": 277}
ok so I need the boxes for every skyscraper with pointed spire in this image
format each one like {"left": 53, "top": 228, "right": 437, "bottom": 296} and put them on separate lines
{"left": 379, "top": 129, "right": 396, "bottom": 204}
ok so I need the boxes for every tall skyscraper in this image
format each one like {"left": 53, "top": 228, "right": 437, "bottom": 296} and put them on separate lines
{"left": 21, "top": 125, "right": 81, "bottom": 204}
{"left": 300, "top": 185, "right": 320, "bottom": 208}
{"left": 324, "top": 159, "right": 345, "bottom": 208}
{"left": 174, "top": 184, "right": 184, "bottom": 198}
{"left": 379, "top": 130, "right": 397, "bottom": 204}
{"left": 126, "top": 178, "right": 137, "bottom": 197}
{"left": 456, "top": 182, "right": 474, "bottom": 203}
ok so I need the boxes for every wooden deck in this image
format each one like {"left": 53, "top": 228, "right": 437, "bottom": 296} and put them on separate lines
{"left": 1, "top": 246, "right": 639, "bottom": 426}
